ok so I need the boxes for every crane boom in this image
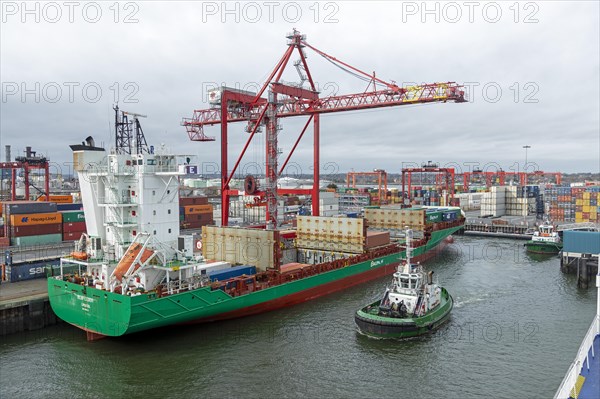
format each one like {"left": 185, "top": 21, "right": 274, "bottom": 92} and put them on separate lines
{"left": 183, "top": 30, "right": 466, "bottom": 227}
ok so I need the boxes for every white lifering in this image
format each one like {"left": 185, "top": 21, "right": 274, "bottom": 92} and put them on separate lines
{"left": 196, "top": 241, "right": 202, "bottom": 250}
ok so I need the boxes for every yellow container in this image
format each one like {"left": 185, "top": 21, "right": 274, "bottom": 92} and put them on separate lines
{"left": 583, "top": 205, "right": 591, "bottom": 213}
{"left": 10, "top": 212, "right": 62, "bottom": 226}
{"left": 576, "top": 199, "right": 583, "bottom": 206}
{"left": 583, "top": 192, "right": 590, "bottom": 200}
{"left": 575, "top": 212, "right": 583, "bottom": 220}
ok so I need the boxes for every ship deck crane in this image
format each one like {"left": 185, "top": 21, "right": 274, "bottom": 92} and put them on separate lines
{"left": 183, "top": 30, "right": 466, "bottom": 227}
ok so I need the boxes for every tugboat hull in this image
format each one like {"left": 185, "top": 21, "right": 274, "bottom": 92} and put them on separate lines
{"left": 355, "top": 288, "right": 453, "bottom": 339}
{"left": 524, "top": 241, "right": 562, "bottom": 255}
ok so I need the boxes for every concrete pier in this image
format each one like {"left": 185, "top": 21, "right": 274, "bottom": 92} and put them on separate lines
{"left": 0, "top": 279, "right": 59, "bottom": 335}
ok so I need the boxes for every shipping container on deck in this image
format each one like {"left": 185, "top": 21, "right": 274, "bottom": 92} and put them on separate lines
{"left": 185, "top": 205, "right": 213, "bottom": 215}
{"left": 0, "top": 237, "right": 10, "bottom": 248}
{"left": 425, "top": 211, "right": 443, "bottom": 223}
{"left": 184, "top": 213, "right": 214, "bottom": 223}
{"left": 37, "top": 194, "right": 73, "bottom": 203}
{"left": 62, "top": 221, "right": 86, "bottom": 233}
{"left": 280, "top": 262, "right": 311, "bottom": 273}
{"left": 181, "top": 220, "right": 214, "bottom": 229}
{"left": 60, "top": 210, "right": 85, "bottom": 223}
{"left": 10, "top": 233, "right": 62, "bottom": 247}
{"left": 57, "top": 203, "right": 84, "bottom": 211}
{"left": 10, "top": 212, "right": 62, "bottom": 226}
{"left": 63, "top": 231, "right": 85, "bottom": 241}
{"left": 10, "top": 223, "right": 62, "bottom": 237}
{"left": 365, "top": 231, "right": 391, "bottom": 248}
{"left": 208, "top": 265, "right": 257, "bottom": 282}
{"left": 180, "top": 196, "right": 209, "bottom": 206}
{"left": 2, "top": 201, "right": 57, "bottom": 216}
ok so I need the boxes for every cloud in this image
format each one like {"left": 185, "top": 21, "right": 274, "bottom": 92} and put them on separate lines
{"left": 1, "top": 1, "right": 598, "bottom": 175}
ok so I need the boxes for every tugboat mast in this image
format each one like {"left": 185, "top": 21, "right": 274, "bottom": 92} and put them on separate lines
{"left": 403, "top": 228, "right": 413, "bottom": 271}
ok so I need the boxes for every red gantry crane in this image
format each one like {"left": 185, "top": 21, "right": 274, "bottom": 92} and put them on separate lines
{"left": 346, "top": 170, "right": 388, "bottom": 205}
{"left": 183, "top": 30, "right": 466, "bottom": 227}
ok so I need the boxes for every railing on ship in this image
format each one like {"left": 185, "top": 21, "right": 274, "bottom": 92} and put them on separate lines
{"left": 554, "top": 315, "right": 600, "bottom": 399}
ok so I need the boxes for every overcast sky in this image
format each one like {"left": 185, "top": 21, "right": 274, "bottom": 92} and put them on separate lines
{"left": 1, "top": 1, "right": 599, "bottom": 178}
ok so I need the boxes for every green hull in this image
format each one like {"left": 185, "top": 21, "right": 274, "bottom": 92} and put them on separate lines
{"left": 524, "top": 240, "right": 562, "bottom": 254}
{"left": 355, "top": 287, "right": 453, "bottom": 339}
{"left": 48, "top": 225, "right": 462, "bottom": 337}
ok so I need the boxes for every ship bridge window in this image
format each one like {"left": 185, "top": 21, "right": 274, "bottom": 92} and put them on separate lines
{"left": 147, "top": 159, "right": 156, "bottom": 165}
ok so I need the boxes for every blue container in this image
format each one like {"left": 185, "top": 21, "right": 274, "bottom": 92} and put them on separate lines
{"left": 57, "top": 203, "right": 83, "bottom": 211}
{"left": 208, "top": 265, "right": 256, "bottom": 282}
{"left": 179, "top": 206, "right": 185, "bottom": 215}
{"left": 345, "top": 212, "right": 358, "bottom": 218}
{"left": 9, "top": 259, "right": 60, "bottom": 282}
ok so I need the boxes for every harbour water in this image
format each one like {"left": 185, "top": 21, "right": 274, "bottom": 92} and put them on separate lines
{"left": 0, "top": 236, "right": 596, "bottom": 398}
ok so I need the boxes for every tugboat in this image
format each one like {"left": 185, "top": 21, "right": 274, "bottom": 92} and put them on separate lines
{"left": 524, "top": 223, "right": 562, "bottom": 255}
{"left": 355, "top": 229, "right": 453, "bottom": 339}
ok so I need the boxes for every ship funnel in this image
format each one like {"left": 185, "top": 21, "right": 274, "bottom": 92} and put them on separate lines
{"left": 5, "top": 145, "right": 10, "bottom": 162}
{"left": 85, "top": 136, "right": 96, "bottom": 147}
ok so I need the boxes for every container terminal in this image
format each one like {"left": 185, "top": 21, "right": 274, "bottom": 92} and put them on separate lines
{"left": 1, "top": 29, "right": 599, "bottom": 398}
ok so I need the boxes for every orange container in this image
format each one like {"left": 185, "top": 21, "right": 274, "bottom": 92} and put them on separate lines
{"left": 185, "top": 205, "right": 213, "bottom": 215}
{"left": 10, "top": 212, "right": 62, "bottom": 226}
{"left": 37, "top": 195, "right": 73, "bottom": 203}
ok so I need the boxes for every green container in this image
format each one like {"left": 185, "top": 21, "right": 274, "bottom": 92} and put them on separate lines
{"left": 61, "top": 211, "right": 85, "bottom": 223}
{"left": 11, "top": 233, "right": 63, "bottom": 247}
{"left": 426, "top": 212, "right": 443, "bottom": 223}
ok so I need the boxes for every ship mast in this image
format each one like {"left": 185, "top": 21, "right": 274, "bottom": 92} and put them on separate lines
{"left": 403, "top": 228, "right": 413, "bottom": 272}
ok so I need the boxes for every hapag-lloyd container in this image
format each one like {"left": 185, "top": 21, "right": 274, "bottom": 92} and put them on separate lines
{"left": 10, "top": 212, "right": 62, "bottom": 226}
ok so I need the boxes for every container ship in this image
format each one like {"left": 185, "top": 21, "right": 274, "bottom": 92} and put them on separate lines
{"left": 48, "top": 111, "right": 464, "bottom": 340}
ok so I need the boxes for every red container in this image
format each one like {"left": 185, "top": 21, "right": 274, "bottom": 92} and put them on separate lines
{"left": 365, "top": 231, "right": 391, "bottom": 248}
{"left": 10, "top": 223, "right": 62, "bottom": 237}
{"left": 63, "top": 231, "right": 85, "bottom": 241}
{"left": 0, "top": 237, "right": 9, "bottom": 248}
{"left": 180, "top": 196, "right": 209, "bottom": 206}
{"left": 63, "top": 221, "right": 87, "bottom": 233}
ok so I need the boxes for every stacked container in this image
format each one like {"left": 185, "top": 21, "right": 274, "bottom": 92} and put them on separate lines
{"left": 3, "top": 201, "right": 62, "bottom": 246}
{"left": 545, "top": 186, "right": 599, "bottom": 222}
{"left": 61, "top": 210, "right": 87, "bottom": 241}
{"left": 575, "top": 187, "right": 599, "bottom": 223}
{"left": 480, "top": 186, "right": 506, "bottom": 217}
{"left": 180, "top": 196, "right": 213, "bottom": 229}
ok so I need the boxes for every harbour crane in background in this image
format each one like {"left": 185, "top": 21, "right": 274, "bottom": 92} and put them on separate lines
{"left": 183, "top": 30, "right": 466, "bottom": 227}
